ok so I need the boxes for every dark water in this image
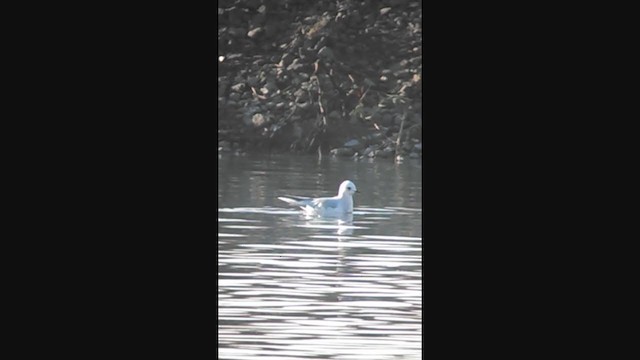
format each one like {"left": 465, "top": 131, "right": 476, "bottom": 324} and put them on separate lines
{"left": 218, "top": 153, "right": 422, "bottom": 359}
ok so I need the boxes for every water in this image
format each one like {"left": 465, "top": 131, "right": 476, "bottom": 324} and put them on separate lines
{"left": 218, "top": 153, "right": 422, "bottom": 359}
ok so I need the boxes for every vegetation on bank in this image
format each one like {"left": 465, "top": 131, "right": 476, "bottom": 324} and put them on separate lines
{"left": 218, "top": 0, "right": 422, "bottom": 159}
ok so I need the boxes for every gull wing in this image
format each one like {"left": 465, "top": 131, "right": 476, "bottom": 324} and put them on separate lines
{"left": 311, "top": 197, "right": 340, "bottom": 209}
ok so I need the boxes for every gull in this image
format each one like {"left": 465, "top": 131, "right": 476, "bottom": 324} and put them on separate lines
{"left": 278, "top": 180, "right": 358, "bottom": 218}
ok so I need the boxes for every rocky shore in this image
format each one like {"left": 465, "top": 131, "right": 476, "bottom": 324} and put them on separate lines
{"left": 218, "top": 0, "right": 422, "bottom": 160}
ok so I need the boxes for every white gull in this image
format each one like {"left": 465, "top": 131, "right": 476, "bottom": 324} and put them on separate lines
{"left": 278, "top": 180, "right": 358, "bottom": 218}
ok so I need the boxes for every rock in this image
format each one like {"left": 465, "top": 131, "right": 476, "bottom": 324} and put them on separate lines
{"left": 380, "top": 7, "right": 392, "bottom": 15}
{"left": 367, "top": 132, "right": 386, "bottom": 142}
{"left": 344, "top": 139, "right": 361, "bottom": 148}
{"left": 363, "top": 146, "right": 377, "bottom": 156}
{"left": 377, "top": 147, "right": 394, "bottom": 158}
{"left": 328, "top": 110, "right": 341, "bottom": 121}
{"left": 330, "top": 148, "right": 355, "bottom": 157}
{"left": 381, "top": 113, "right": 394, "bottom": 126}
{"left": 247, "top": 76, "right": 259, "bottom": 87}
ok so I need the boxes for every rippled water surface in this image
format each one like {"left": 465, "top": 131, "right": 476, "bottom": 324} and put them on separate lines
{"left": 218, "top": 153, "right": 422, "bottom": 359}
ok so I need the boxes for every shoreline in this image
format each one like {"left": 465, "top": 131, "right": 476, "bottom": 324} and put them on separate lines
{"left": 218, "top": 0, "right": 422, "bottom": 160}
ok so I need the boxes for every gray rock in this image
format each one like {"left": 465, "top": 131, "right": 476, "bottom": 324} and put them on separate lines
{"left": 377, "top": 148, "right": 394, "bottom": 158}
{"left": 380, "top": 7, "right": 392, "bottom": 15}
{"left": 331, "top": 148, "right": 355, "bottom": 157}
{"left": 344, "top": 139, "right": 361, "bottom": 148}
{"left": 363, "top": 146, "right": 377, "bottom": 156}
{"left": 381, "top": 113, "right": 394, "bottom": 126}
{"left": 247, "top": 76, "right": 259, "bottom": 87}
{"left": 328, "top": 110, "right": 341, "bottom": 121}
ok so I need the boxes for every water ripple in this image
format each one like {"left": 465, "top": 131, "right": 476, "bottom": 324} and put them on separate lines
{"left": 218, "top": 203, "right": 421, "bottom": 359}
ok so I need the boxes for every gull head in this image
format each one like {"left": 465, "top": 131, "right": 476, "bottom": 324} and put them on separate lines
{"left": 338, "top": 180, "right": 358, "bottom": 197}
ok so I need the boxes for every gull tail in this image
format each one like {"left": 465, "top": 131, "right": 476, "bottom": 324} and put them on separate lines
{"left": 278, "top": 196, "right": 313, "bottom": 207}
{"left": 278, "top": 197, "right": 302, "bottom": 206}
